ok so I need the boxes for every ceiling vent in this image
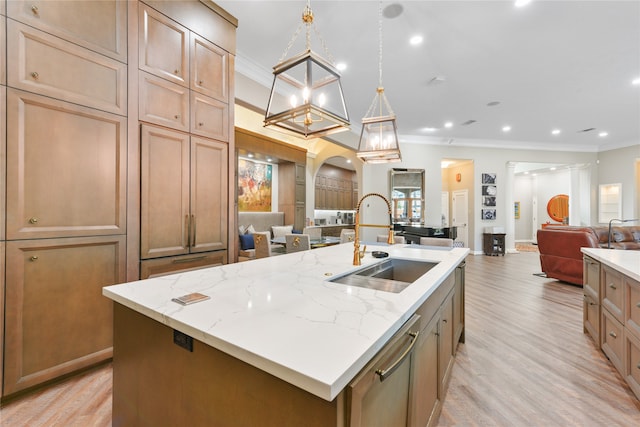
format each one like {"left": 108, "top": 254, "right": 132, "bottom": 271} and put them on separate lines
{"left": 578, "top": 127, "right": 596, "bottom": 133}
{"left": 461, "top": 120, "right": 477, "bottom": 126}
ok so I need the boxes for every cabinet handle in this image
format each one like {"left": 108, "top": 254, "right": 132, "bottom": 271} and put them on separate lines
{"left": 31, "top": 5, "right": 39, "bottom": 14}
{"left": 174, "top": 69, "right": 179, "bottom": 75}
{"left": 198, "top": 80, "right": 203, "bottom": 85}
{"left": 185, "top": 214, "right": 191, "bottom": 248}
{"left": 583, "top": 295, "right": 596, "bottom": 306}
{"left": 172, "top": 256, "right": 206, "bottom": 264}
{"left": 31, "top": 72, "right": 39, "bottom": 80}
{"left": 609, "top": 331, "right": 617, "bottom": 338}
{"left": 29, "top": 217, "right": 38, "bottom": 224}
{"left": 375, "top": 331, "right": 419, "bottom": 382}
{"left": 191, "top": 215, "right": 196, "bottom": 247}
{"left": 30, "top": 256, "right": 38, "bottom": 262}
{"left": 198, "top": 122, "right": 204, "bottom": 127}
{"left": 636, "top": 302, "right": 640, "bottom": 308}
{"left": 609, "top": 283, "right": 617, "bottom": 290}
{"left": 442, "top": 319, "right": 448, "bottom": 323}
{"left": 174, "top": 114, "right": 180, "bottom": 119}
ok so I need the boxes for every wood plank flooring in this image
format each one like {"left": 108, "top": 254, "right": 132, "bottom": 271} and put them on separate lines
{"left": 1, "top": 252, "right": 639, "bottom": 426}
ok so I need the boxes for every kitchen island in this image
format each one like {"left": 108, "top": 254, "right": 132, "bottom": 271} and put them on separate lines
{"left": 104, "top": 242, "right": 469, "bottom": 426}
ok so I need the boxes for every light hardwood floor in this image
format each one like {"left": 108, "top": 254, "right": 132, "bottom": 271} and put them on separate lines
{"left": 1, "top": 252, "right": 639, "bottom": 426}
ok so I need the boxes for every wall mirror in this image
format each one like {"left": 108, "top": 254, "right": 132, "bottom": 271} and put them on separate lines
{"left": 390, "top": 168, "right": 425, "bottom": 224}
{"left": 546, "top": 194, "right": 569, "bottom": 223}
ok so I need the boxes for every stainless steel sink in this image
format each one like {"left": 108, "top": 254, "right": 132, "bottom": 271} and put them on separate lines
{"left": 328, "top": 258, "right": 439, "bottom": 293}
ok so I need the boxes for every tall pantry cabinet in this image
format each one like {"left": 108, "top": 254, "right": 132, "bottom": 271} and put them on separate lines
{"left": 0, "top": 1, "right": 237, "bottom": 397}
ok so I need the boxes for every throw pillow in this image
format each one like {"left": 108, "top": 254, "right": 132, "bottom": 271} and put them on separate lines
{"left": 238, "top": 224, "right": 246, "bottom": 235}
{"left": 239, "top": 233, "right": 255, "bottom": 250}
{"left": 272, "top": 225, "right": 293, "bottom": 238}
{"left": 246, "top": 224, "right": 256, "bottom": 235}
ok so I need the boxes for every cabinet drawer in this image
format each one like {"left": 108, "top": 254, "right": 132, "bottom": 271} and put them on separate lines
{"left": 190, "top": 92, "right": 229, "bottom": 141}
{"left": 601, "top": 309, "right": 624, "bottom": 374}
{"left": 583, "top": 290, "right": 600, "bottom": 344}
{"left": 626, "top": 276, "right": 640, "bottom": 340}
{"left": 625, "top": 331, "right": 640, "bottom": 400}
{"left": 1, "top": 18, "right": 5, "bottom": 85}
{"left": 602, "top": 265, "right": 624, "bottom": 323}
{"left": 7, "top": 20, "right": 127, "bottom": 115}
{"left": 139, "top": 71, "right": 189, "bottom": 132}
{"left": 7, "top": 0, "right": 127, "bottom": 62}
{"left": 140, "top": 251, "right": 227, "bottom": 279}
{"left": 6, "top": 89, "right": 127, "bottom": 240}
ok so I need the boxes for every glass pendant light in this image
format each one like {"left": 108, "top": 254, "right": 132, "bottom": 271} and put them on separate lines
{"left": 264, "top": 1, "right": 350, "bottom": 138}
{"left": 356, "top": 1, "right": 402, "bottom": 163}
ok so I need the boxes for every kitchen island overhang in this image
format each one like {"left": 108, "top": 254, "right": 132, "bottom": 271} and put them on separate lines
{"left": 103, "top": 243, "right": 469, "bottom": 402}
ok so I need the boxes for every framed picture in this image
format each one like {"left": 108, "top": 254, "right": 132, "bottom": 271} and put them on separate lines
{"left": 514, "top": 201, "right": 521, "bottom": 219}
{"left": 482, "top": 173, "right": 497, "bottom": 184}
{"left": 482, "top": 185, "right": 497, "bottom": 196}
{"left": 482, "top": 209, "right": 497, "bottom": 220}
{"left": 483, "top": 196, "right": 496, "bottom": 207}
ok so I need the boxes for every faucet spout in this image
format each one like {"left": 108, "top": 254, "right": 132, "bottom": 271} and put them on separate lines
{"left": 353, "top": 192, "right": 394, "bottom": 265}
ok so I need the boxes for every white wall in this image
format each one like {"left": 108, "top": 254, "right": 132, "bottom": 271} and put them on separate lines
{"left": 596, "top": 144, "right": 640, "bottom": 221}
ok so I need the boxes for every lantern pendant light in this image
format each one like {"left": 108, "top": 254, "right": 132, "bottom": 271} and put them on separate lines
{"left": 264, "top": 1, "right": 350, "bottom": 138}
{"left": 356, "top": 1, "right": 402, "bottom": 163}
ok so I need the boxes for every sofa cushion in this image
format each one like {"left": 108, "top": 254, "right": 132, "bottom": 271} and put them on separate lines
{"left": 239, "top": 233, "right": 255, "bottom": 250}
{"left": 272, "top": 225, "right": 293, "bottom": 238}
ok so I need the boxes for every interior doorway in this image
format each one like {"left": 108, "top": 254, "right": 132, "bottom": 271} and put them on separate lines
{"left": 452, "top": 190, "right": 469, "bottom": 247}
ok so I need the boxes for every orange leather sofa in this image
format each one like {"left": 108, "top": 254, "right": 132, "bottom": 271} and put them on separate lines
{"left": 536, "top": 225, "right": 640, "bottom": 285}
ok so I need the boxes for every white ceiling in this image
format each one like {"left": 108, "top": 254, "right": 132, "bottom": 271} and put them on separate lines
{"left": 216, "top": 0, "right": 640, "bottom": 153}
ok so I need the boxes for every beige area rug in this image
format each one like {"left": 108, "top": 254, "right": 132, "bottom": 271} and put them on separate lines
{"left": 516, "top": 243, "right": 539, "bottom": 252}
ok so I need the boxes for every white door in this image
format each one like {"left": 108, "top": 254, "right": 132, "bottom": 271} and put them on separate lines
{"left": 441, "top": 191, "right": 449, "bottom": 226}
{"left": 452, "top": 190, "right": 469, "bottom": 247}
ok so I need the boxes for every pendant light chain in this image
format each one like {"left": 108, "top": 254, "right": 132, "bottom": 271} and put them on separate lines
{"left": 378, "top": 0, "right": 383, "bottom": 88}
{"left": 364, "top": 1, "right": 395, "bottom": 119}
{"left": 278, "top": 0, "right": 335, "bottom": 64}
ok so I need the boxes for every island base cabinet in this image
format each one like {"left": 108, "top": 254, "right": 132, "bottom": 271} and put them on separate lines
{"left": 3, "top": 236, "right": 126, "bottom": 396}
{"left": 112, "top": 304, "right": 343, "bottom": 427}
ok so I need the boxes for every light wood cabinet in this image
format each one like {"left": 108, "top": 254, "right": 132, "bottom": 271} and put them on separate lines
{"left": 583, "top": 255, "right": 601, "bottom": 342}
{"left": 3, "top": 235, "right": 126, "bottom": 395}
{"left": 6, "top": 89, "right": 127, "bottom": 240}
{"left": 138, "top": 3, "right": 189, "bottom": 87}
{"left": 1, "top": 86, "right": 5, "bottom": 241}
{"left": 7, "top": 20, "right": 127, "bottom": 116}
{"left": 139, "top": 70, "right": 189, "bottom": 131}
{"left": 6, "top": 0, "right": 127, "bottom": 62}
{"left": 140, "top": 251, "right": 227, "bottom": 279}
{"left": 315, "top": 164, "right": 356, "bottom": 210}
{"left": 1, "top": 14, "right": 5, "bottom": 85}
{"left": 439, "top": 290, "right": 456, "bottom": 394}
{"left": 410, "top": 311, "right": 440, "bottom": 427}
{"left": 190, "top": 32, "right": 228, "bottom": 102}
{"left": 190, "top": 90, "right": 228, "bottom": 140}
{"left": 140, "top": 124, "right": 227, "bottom": 260}
{"left": 583, "top": 256, "right": 640, "bottom": 400}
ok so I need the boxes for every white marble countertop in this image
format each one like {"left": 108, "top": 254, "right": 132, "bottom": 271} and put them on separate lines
{"left": 103, "top": 243, "right": 469, "bottom": 401}
{"left": 581, "top": 248, "right": 640, "bottom": 282}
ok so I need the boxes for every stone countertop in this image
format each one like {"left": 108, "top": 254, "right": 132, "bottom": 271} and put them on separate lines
{"left": 103, "top": 243, "right": 469, "bottom": 401}
{"left": 581, "top": 248, "right": 640, "bottom": 282}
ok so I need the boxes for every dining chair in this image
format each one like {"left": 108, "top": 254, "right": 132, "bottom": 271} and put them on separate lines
{"left": 419, "top": 237, "right": 454, "bottom": 247}
{"left": 285, "top": 234, "right": 311, "bottom": 253}
{"left": 376, "top": 234, "right": 406, "bottom": 244}
{"left": 302, "top": 226, "right": 322, "bottom": 239}
{"left": 340, "top": 229, "right": 356, "bottom": 243}
{"left": 253, "top": 232, "right": 272, "bottom": 258}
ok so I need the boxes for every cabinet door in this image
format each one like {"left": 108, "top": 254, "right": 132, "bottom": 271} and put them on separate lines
{"left": 139, "top": 71, "right": 189, "bottom": 131}
{"left": 140, "top": 125, "right": 190, "bottom": 259}
{"left": 1, "top": 16, "right": 5, "bottom": 85}
{"left": 626, "top": 276, "right": 640, "bottom": 339}
{"left": 602, "top": 265, "right": 624, "bottom": 323}
{"left": 7, "top": 20, "right": 127, "bottom": 115}
{"left": 410, "top": 313, "right": 440, "bottom": 427}
{"left": 190, "top": 91, "right": 229, "bottom": 141}
{"left": 1, "top": 86, "right": 5, "bottom": 241}
{"left": 601, "top": 309, "right": 624, "bottom": 374}
{"left": 453, "top": 261, "right": 465, "bottom": 347}
{"left": 439, "top": 291, "right": 455, "bottom": 394}
{"left": 190, "top": 32, "right": 228, "bottom": 102}
{"left": 6, "top": 89, "right": 126, "bottom": 240}
{"left": 139, "top": 3, "right": 189, "bottom": 87}
{"left": 190, "top": 136, "right": 228, "bottom": 253}
{"left": 0, "top": 242, "right": 5, "bottom": 393}
{"left": 4, "top": 235, "right": 126, "bottom": 395}
{"left": 6, "top": 0, "right": 127, "bottom": 62}
{"left": 349, "top": 315, "right": 420, "bottom": 427}
{"left": 626, "top": 331, "right": 640, "bottom": 400}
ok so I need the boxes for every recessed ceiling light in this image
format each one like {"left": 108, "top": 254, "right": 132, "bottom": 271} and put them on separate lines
{"left": 346, "top": 159, "right": 352, "bottom": 163}
{"left": 502, "top": 125, "right": 511, "bottom": 132}
{"left": 515, "top": 0, "right": 532, "bottom": 7}
{"left": 444, "top": 121, "right": 453, "bottom": 128}
{"left": 598, "top": 131, "right": 609, "bottom": 137}
{"left": 266, "top": 157, "right": 273, "bottom": 162}
{"left": 422, "top": 127, "right": 438, "bottom": 132}
{"left": 336, "top": 62, "right": 347, "bottom": 72}
{"left": 248, "top": 153, "right": 254, "bottom": 158}
{"left": 524, "top": 171, "right": 529, "bottom": 175}
{"left": 551, "top": 129, "right": 561, "bottom": 135}
{"left": 409, "top": 35, "right": 423, "bottom": 46}
{"left": 550, "top": 167, "right": 556, "bottom": 171}
{"left": 632, "top": 77, "right": 640, "bottom": 85}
